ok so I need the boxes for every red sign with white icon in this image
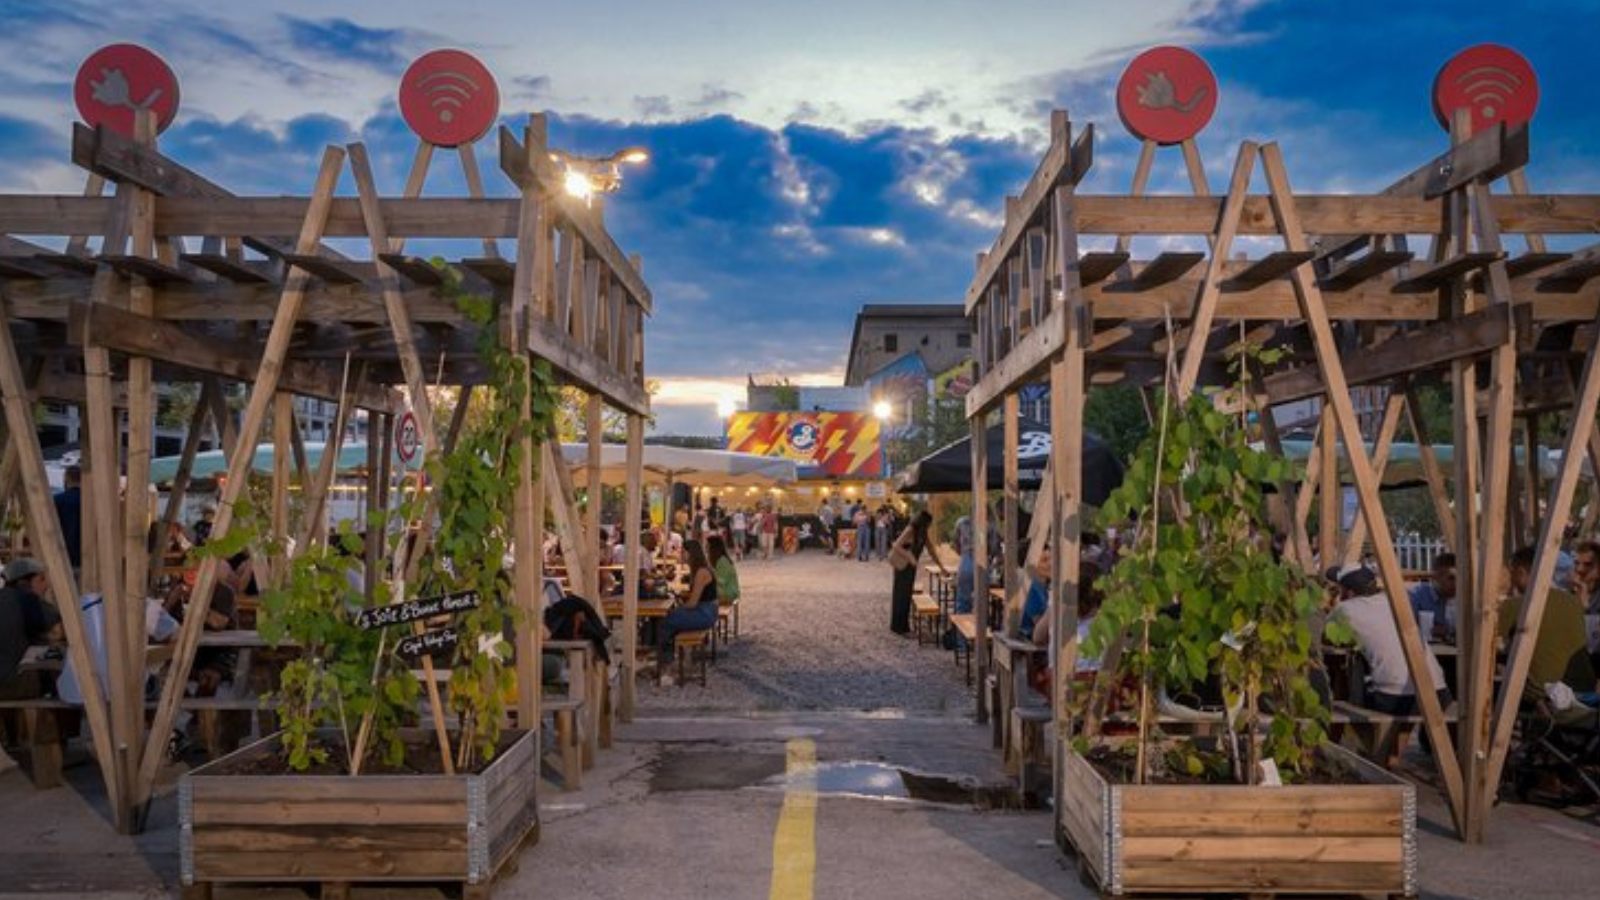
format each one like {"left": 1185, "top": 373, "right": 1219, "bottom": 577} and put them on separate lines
{"left": 398, "top": 49, "right": 500, "bottom": 147}
{"left": 1116, "top": 46, "right": 1218, "bottom": 145}
{"left": 1432, "top": 44, "right": 1538, "bottom": 134}
{"left": 74, "top": 43, "right": 181, "bottom": 137}
{"left": 395, "top": 410, "right": 421, "bottom": 464}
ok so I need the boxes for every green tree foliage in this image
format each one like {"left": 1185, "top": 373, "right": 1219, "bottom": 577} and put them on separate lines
{"left": 1085, "top": 384, "right": 1150, "bottom": 461}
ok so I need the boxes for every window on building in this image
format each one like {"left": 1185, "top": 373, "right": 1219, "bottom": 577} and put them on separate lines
{"left": 883, "top": 333, "right": 898, "bottom": 353}
{"left": 957, "top": 332, "right": 971, "bottom": 349}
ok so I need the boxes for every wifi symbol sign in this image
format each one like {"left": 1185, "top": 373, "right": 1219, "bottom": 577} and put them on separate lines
{"left": 399, "top": 49, "right": 500, "bottom": 147}
{"left": 1432, "top": 44, "right": 1539, "bottom": 134}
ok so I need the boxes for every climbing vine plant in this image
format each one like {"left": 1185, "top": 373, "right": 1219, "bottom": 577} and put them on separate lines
{"left": 204, "top": 260, "right": 559, "bottom": 774}
{"left": 420, "top": 260, "right": 558, "bottom": 769}
{"left": 1084, "top": 350, "right": 1341, "bottom": 785}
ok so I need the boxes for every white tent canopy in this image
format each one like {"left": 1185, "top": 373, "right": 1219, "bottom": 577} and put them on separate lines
{"left": 559, "top": 443, "right": 797, "bottom": 487}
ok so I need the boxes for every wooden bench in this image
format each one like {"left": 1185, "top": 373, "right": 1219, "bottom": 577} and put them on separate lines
{"left": 911, "top": 595, "right": 942, "bottom": 645}
{"left": 541, "top": 640, "right": 593, "bottom": 791}
{"left": 1332, "top": 700, "right": 1456, "bottom": 766}
{"left": 0, "top": 697, "right": 76, "bottom": 788}
{"left": 671, "top": 630, "right": 712, "bottom": 688}
{"left": 948, "top": 614, "right": 977, "bottom": 684}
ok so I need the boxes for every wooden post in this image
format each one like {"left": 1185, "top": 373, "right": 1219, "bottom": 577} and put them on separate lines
{"left": 153, "top": 380, "right": 216, "bottom": 577}
{"left": 1319, "top": 405, "right": 1341, "bottom": 568}
{"left": 1522, "top": 416, "right": 1542, "bottom": 547}
{"left": 1047, "top": 114, "right": 1088, "bottom": 825}
{"left": 622, "top": 413, "right": 644, "bottom": 719}
{"left": 1258, "top": 141, "right": 1466, "bottom": 833}
{"left": 135, "top": 146, "right": 347, "bottom": 806}
{"left": 972, "top": 410, "right": 989, "bottom": 726}
{"left": 1341, "top": 392, "right": 1406, "bottom": 566}
{"left": 0, "top": 291, "right": 121, "bottom": 814}
{"left": 1176, "top": 143, "right": 1257, "bottom": 398}
{"left": 271, "top": 393, "right": 293, "bottom": 583}
{"left": 512, "top": 371, "right": 542, "bottom": 734}
{"left": 1002, "top": 395, "right": 1021, "bottom": 631}
{"left": 586, "top": 395, "right": 604, "bottom": 599}
{"left": 1402, "top": 383, "right": 1459, "bottom": 551}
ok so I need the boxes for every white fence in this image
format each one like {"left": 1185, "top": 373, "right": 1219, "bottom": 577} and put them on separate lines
{"left": 1391, "top": 531, "right": 1449, "bottom": 572}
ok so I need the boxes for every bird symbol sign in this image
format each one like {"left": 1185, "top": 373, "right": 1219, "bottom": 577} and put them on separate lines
{"left": 74, "top": 44, "right": 181, "bottom": 137}
{"left": 1116, "top": 46, "right": 1218, "bottom": 145}
{"left": 1432, "top": 44, "right": 1538, "bottom": 134}
{"left": 399, "top": 49, "right": 500, "bottom": 147}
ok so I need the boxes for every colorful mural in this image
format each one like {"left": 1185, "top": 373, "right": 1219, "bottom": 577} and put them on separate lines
{"left": 864, "top": 352, "right": 928, "bottom": 439}
{"left": 726, "top": 412, "right": 883, "bottom": 478}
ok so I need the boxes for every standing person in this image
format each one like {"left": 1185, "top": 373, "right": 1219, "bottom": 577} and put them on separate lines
{"left": 854, "top": 504, "right": 872, "bottom": 562}
{"left": 953, "top": 515, "right": 976, "bottom": 614}
{"left": 52, "top": 466, "right": 82, "bottom": 574}
{"left": 759, "top": 505, "right": 779, "bottom": 561}
{"left": 889, "top": 511, "right": 948, "bottom": 636}
{"left": 874, "top": 506, "right": 891, "bottom": 561}
{"left": 656, "top": 539, "right": 720, "bottom": 686}
{"left": 730, "top": 508, "right": 748, "bottom": 561}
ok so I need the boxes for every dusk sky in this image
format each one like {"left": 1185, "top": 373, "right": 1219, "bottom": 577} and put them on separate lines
{"left": 3, "top": 1, "right": 1596, "bottom": 433}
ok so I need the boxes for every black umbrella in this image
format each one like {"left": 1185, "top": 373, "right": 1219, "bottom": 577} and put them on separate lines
{"left": 895, "top": 417, "right": 1123, "bottom": 506}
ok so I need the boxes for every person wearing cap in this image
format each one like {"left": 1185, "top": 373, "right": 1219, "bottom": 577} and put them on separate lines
{"left": 1327, "top": 563, "right": 1449, "bottom": 715}
{"left": 1, "top": 559, "right": 64, "bottom": 701}
{"left": 193, "top": 505, "right": 217, "bottom": 546}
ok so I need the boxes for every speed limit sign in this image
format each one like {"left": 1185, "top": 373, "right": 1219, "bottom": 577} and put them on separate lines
{"left": 395, "top": 410, "right": 421, "bottom": 464}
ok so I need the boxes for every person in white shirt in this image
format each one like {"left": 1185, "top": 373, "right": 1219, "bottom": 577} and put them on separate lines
{"left": 730, "top": 509, "right": 748, "bottom": 560}
{"left": 1327, "top": 564, "right": 1449, "bottom": 715}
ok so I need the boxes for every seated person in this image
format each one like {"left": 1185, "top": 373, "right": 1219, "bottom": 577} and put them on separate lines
{"left": 708, "top": 535, "right": 740, "bottom": 608}
{"left": 1407, "top": 552, "right": 1456, "bottom": 640}
{"left": 163, "top": 561, "right": 240, "bottom": 759}
{"left": 1498, "top": 547, "right": 1597, "bottom": 711}
{"left": 655, "top": 540, "right": 719, "bottom": 686}
{"left": 1017, "top": 548, "right": 1052, "bottom": 639}
{"left": 1326, "top": 564, "right": 1449, "bottom": 715}
{"left": 0, "top": 559, "right": 63, "bottom": 702}
{"left": 1029, "top": 560, "right": 1104, "bottom": 672}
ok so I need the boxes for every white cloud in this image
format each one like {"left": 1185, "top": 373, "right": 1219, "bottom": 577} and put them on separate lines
{"left": 3, "top": 0, "right": 1271, "bottom": 143}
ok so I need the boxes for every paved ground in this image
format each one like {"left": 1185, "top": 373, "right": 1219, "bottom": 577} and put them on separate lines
{"left": 3, "top": 551, "right": 1600, "bottom": 898}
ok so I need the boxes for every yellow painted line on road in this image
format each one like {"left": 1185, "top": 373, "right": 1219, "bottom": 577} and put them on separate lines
{"left": 768, "top": 738, "right": 818, "bottom": 900}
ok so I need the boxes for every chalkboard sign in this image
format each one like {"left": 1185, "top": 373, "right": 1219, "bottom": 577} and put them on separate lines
{"left": 355, "top": 589, "right": 482, "bottom": 630}
{"left": 395, "top": 626, "right": 459, "bottom": 662}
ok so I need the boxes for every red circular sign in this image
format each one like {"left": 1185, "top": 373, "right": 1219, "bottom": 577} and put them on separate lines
{"left": 399, "top": 49, "right": 500, "bottom": 147}
{"left": 395, "top": 410, "right": 421, "bottom": 464}
{"left": 1432, "top": 44, "right": 1538, "bottom": 133}
{"left": 1117, "top": 46, "right": 1218, "bottom": 145}
{"left": 74, "top": 44, "right": 181, "bottom": 137}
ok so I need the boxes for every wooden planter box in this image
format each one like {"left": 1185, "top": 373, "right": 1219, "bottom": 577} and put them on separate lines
{"left": 179, "top": 728, "right": 540, "bottom": 899}
{"left": 1058, "top": 741, "right": 1415, "bottom": 898}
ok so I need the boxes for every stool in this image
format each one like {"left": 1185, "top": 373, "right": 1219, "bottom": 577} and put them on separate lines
{"left": 673, "top": 630, "right": 712, "bottom": 687}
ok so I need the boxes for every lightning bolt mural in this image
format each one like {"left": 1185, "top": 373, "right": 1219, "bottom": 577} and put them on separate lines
{"left": 726, "top": 412, "right": 882, "bottom": 478}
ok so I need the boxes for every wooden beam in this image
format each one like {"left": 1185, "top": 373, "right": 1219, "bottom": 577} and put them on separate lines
{"left": 1177, "top": 143, "right": 1257, "bottom": 397}
{"left": 526, "top": 317, "right": 650, "bottom": 416}
{"left": 964, "top": 306, "right": 1066, "bottom": 416}
{"left": 67, "top": 303, "right": 399, "bottom": 412}
{"left": 1262, "top": 304, "right": 1523, "bottom": 404}
{"left": 971, "top": 410, "right": 989, "bottom": 725}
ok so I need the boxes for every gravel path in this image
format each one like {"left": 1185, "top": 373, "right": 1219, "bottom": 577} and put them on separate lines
{"left": 634, "top": 550, "right": 976, "bottom": 715}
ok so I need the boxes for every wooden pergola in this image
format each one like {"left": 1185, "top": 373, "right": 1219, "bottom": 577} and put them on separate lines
{"left": 965, "top": 109, "right": 1600, "bottom": 841}
{"left": 0, "top": 112, "right": 653, "bottom": 832}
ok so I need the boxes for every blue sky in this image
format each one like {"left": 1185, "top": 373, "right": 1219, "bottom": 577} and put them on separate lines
{"left": 3, "top": 0, "right": 1596, "bottom": 433}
